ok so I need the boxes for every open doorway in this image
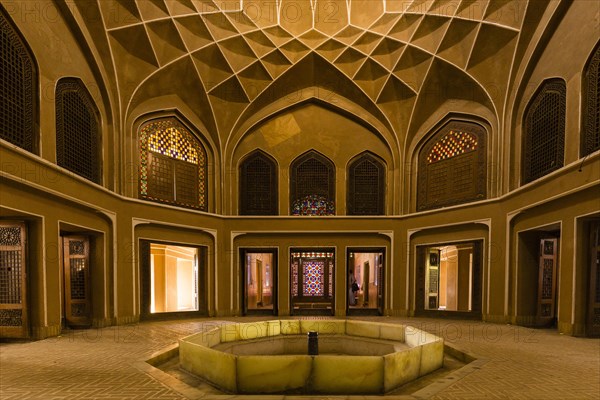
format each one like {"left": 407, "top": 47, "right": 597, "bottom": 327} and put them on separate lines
{"left": 240, "top": 249, "right": 277, "bottom": 315}
{"left": 416, "top": 240, "right": 482, "bottom": 318}
{"left": 347, "top": 249, "right": 384, "bottom": 315}
{"left": 516, "top": 224, "right": 560, "bottom": 327}
{"left": 140, "top": 241, "right": 207, "bottom": 319}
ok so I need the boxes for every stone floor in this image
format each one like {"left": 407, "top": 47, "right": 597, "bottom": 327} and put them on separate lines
{"left": 1, "top": 317, "right": 598, "bottom": 399}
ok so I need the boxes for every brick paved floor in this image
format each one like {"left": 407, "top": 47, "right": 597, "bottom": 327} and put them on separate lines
{"left": 1, "top": 317, "right": 598, "bottom": 399}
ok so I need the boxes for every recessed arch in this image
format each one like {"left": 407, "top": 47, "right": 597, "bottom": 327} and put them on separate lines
{"left": 417, "top": 120, "right": 487, "bottom": 211}
{"left": 56, "top": 77, "right": 101, "bottom": 184}
{"left": 239, "top": 149, "right": 278, "bottom": 216}
{"left": 290, "top": 150, "right": 335, "bottom": 216}
{"left": 582, "top": 40, "right": 600, "bottom": 157}
{"left": 521, "top": 78, "right": 566, "bottom": 184}
{"left": 0, "top": 5, "right": 38, "bottom": 154}
{"left": 347, "top": 151, "right": 386, "bottom": 215}
{"left": 138, "top": 116, "right": 208, "bottom": 211}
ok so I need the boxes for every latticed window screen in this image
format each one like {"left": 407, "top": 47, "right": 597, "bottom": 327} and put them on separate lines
{"left": 417, "top": 122, "right": 487, "bottom": 211}
{"left": 56, "top": 78, "right": 100, "bottom": 183}
{"left": 582, "top": 42, "right": 600, "bottom": 157}
{"left": 348, "top": 153, "right": 385, "bottom": 215}
{"left": 0, "top": 8, "right": 37, "bottom": 153}
{"left": 139, "top": 118, "right": 207, "bottom": 210}
{"left": 522, "top": 79, "right": 566, "bottom": 184}
{"left": 0, "top": 222, "right": 26, "bottom": 329}
{"left": 290, "top": 151, "right": 335, "bottom": 215}
{"left": 240, "top": 151, "right": 278, "bottom": 215}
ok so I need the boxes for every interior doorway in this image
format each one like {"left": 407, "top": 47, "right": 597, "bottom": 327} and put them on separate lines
{"left": 240, "top": 249, "right": 277, "bottom": 315}
{"left": 290, "top": 249, "right": 335, "bottom": 315}
{"left": 347, "top": 249, "right": 384, "bottom": 315}
{"left": 0, "top": 221, "right": 28, "bottom": 338}
{"left": 139, "top": 240, "right": 208, "bottom": 319}
{"left": 416, "top": 240, "right": 482, "bottom": 318}
{"left": 62, "top": 235, "right": 92, "bottom": 327}
{"left": 516, "top": 224, "right": 560, "bottom": 327}
{"left": 586, "top": 220, "right": 600, "bottom": 337}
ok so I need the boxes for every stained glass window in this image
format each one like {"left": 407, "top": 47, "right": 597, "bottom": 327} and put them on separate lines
{"left": 303, "top": 261, "right": 325, "bottom": 296}
{"left": 582, "top": 42, "right": 600, "bottom": 157}
{"left": 56, "top": 78, "right": 101, "bottom": 184}
{"left": 139, "top": 118, "right": 207, "bottom": 210}
{"left": 417, "top": 121, "right": 486, "bottom": 211}
{"left": 0, "top": 8, "right": 37, "bottom": 154}
{"left": 427, "top": 131, "right": 478, "bottom": 163}
{"left": 522, "top": 79, "right": 566, "bottom": 184}
{"left": 240, "top": 150, "right": 278, "bottom": 215}
{"left": 290, "top": 151, "right": 335, "bottom": 216}
{"left": 347, "top": 153, "right": 385, "bottom": 215}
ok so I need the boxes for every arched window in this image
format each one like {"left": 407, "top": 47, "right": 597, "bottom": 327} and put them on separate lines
{"left": 417, "top": 121, "right": 487, "bottom": 211}
{"left": 0, "top": 7, "right": 37, "bottom": 153}
{"left": 139, "top": 117, "right": 207, "bottom": 210}
{"left": 347, "top": 152, "right": 386, "bottom": 215}
{"left": 290, "top": 150, "right": 335, "bottom": 216}
{"left": 56, "top": 78, "right": 101, "bottom": 184}
{"left": 522, "top": 79, "right": 566, "bottom": 184}
{"left": 239, "top": 150, "right": 278, "bottom": 215}
{"left": 582, "top": 41, "right": 600, "bottom": 157}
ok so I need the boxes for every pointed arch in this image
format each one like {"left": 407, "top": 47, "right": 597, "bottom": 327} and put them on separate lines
{"left": 239, "top": 149, "right": 278, "bottom": 215}
{"left": 56, "top": 77, "right": 101, "bottom": 184}
{"left": 347, "top": 151, "right": 386, "bottom": 215}
{"left": 0, "top": 6, "right": 38, "bottom": 153}
{"left": 290, "top": 150, "right": 335, "bottom": 216}
{"left": 522, "top": 78, "right": 566, "bottom": 184}
{"left": 582, "top": 41, "right": 600, "bottom": 157}
{"left": 417, "top": 120, "right": 487, "bottom": 211}
{"left": 138, "top": 116, "right": 208, "bottom": 210}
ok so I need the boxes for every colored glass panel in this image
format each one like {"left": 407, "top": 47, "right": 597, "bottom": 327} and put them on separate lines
{"left": 427, "top": 130, "right": 478, "bottom": 164}
{"left": 302, "top": 261, "right": 325, "bottom": 296}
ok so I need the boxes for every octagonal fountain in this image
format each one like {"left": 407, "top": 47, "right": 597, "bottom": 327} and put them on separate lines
{"left": 179, "top": 320, "right": 444, "bottom": 395}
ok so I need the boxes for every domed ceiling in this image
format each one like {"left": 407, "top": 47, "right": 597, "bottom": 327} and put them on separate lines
{"left": 67, "top": 0, "right": 552, "bottom": 150}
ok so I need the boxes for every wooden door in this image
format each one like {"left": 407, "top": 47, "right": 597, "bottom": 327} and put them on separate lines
{"left": 537, "top": 238, "right": 558, "bottom": 325}
{"left": 63, "top": 236, "right": 91, "bottom": 327}
{"left": 377, "top": 252, "right": 384, "bottom": 315}
{"left": 587, "top": 222, "right": 600, "bottom": 336}
{"left": 0, "top": 222, "right": 28, "bottom": 338}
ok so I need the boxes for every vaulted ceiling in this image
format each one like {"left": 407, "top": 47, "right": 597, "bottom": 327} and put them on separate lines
{"left": 66, "top": 0, "right": 553, "bottom": 151}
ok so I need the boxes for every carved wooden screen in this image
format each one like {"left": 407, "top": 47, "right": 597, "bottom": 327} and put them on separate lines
{"left": 582, "top": 42, "right": 600, "bottom": 157}
{"left": 0, "top": 221, "right": 27, "bottom": 338}
{"left": 0, "top": 8, "right": 37, "bottom": 153}
{"left": 139, "top": 118, "right": 207, "bottom": 210}
{"left": 56, "top": 78, "right": 101, "bottom": 184}
{"left": 347, "top": 153, "right": 385, "bottom": 215}
{"left": 240, "top": 150, "right": 278, "bottom": 215}
{"left": 417, "top": 121, "right": 486, "bottom": 211}
{"left": 290, "top": 151, "right": 335, "bottom": 215}
{"left": 588, "top": 221, "right": 600, "bottom": 336}
{"left": 537, "top": 238, "right": 558, "bottom": 324}
{"left": 62, "top": 236, "right": 91, "bottom": 327}
{"left": 522, "top": 79, "right": 566, "bottom": 184}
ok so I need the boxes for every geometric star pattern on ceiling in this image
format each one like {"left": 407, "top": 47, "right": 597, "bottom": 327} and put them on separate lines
{"left": 97, "top": 0, "right": 525, "bottom": 137}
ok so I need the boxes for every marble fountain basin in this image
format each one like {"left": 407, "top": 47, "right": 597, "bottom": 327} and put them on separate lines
{"left": 179, "top": 319, "right": 444, "bottom": 395}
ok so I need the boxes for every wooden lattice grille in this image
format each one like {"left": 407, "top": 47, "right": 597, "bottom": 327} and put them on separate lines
{"left": 139, "top": 118, "right": 207, "bottom": 210}
{"left": 290, "top": 151, "right": 335, "bottom": 216}
{"left": 348, "top": 154, "right": 385, "bottom": 215}
{"left": 417, "top": 121, "right": 486, "bottom": 211}
{"left": 240, "top": 151, "right": 278, "bottom": 215}
{"left": 0, "top": 8, "right": 36, "bottom": 153}
{"left": 56, "top": 78, "right": 100, "bottom": 184}
{"left": 522, "top": 79, "right": 566, "bottom": 184}
{"left": 0, "top": 222, "right": 26, "bottom": 332}
{"left": 583, "top": 42, "right": 600, "bottom": 156}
